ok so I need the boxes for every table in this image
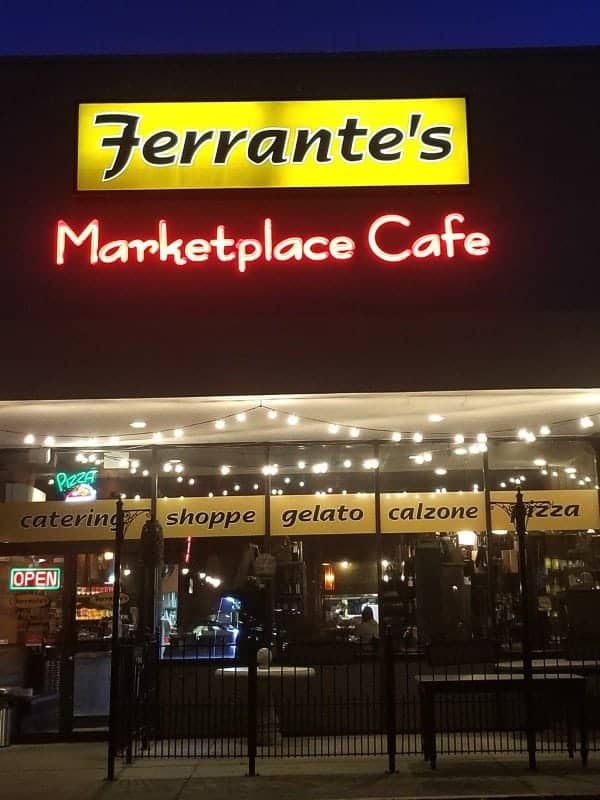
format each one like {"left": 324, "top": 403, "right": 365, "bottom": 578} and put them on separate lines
{"left": 416, "top": 674, "right": 588, "bottom": 769}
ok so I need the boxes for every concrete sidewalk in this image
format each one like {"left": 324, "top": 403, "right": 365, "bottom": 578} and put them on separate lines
{"left": 1, "top": 743, "right": 600, "bottom": 799}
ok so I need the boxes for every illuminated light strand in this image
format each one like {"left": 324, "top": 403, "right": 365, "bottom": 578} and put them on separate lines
{"left": 7, "top": 401, "right": 600, "bottom": 450}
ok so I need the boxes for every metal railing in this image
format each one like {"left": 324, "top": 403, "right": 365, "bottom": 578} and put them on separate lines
{"left": 109, "top": 633, "right": 600, "bottom": 776}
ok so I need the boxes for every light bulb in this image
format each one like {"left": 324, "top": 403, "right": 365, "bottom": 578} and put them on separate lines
{"left": 580, "top": 416, "right": 594, "bottom": 429}
{"left": 188, "top": 478, "right": 195, "bottom": 486}
{"left": 152, "top": 432, "right": 163, "bottom": 442}
{"left": 533, "top": 458, "right": 546, "bottom": 466}
{"left": 349, "top": 427, "right": 360, "bottom": 438}
{"left": 328, "top": 423, "right": 340, "bottom": 434}
{"left": 453, "top": 433, "right": 465, "bottom": 444}
{"left": 234, "top": 484, "right": 240, "bottom": 491}
{"left": 174, "top": 428, "right": 183, "bottom": 438}
{"left": 267, "top": 409, "right": 278, "bottom": 420}
{"left": 287, "top": 414, "right": 299, "bottom": 426}
{"left": 434, "top": 467, "right": 447, "bottom": 475}
{"left": 299, "top": 480, "right": 305, "bottom": 487}
{"left": 142, "top": 469, "right": 149, "bottom": 477}
{"left": 109, "top": 436, "right": 120, "bottom": 445}
{"left": 539, "top": 425, "right": 551, "bottom": 436}
{"left": 429, "top": 414, "right": 444, "bottom": 422}
{"left": 43, "top": 436, "right": 55, "bottom": 447}
{"left": 163, "top": 463, "right": 173, "bottom": 472}
{"left": 412, "top": 432, "right": 423, "bottom": 443}
{"left": 517, "top": 428, "right": 528, "bottom": 440}
{"left": 175, "top": 464, "right": 184, "bottom": 473}
{"left": 391, "top": 432, "right": 402, "bottom": 442}
{"left": 177, "top": 476, "right": 183, "bottom": 483}
{"left": 500, "top": 482, "right": 506, "bottom": 488}
{"left": 476, "top": 433, "right": 487, "bottom": 443}
{"left": 24, "top": 434, "right": 35, "bottom": 445}
{"left": 284, "top": 477, "right": 291, "bottom": 484}
{"left": 454, "top": 447, "right": 467, "bottom": 455}
{"left": 129, "top": 420, "right": 147, "bottom": 429}
{"left": 297, "top": 460, "right": 306, "bottom": 469}
{"left": 222, "top": 490, "right": 228, "bottom": 496}
{"left": 215, "top": 419, "right": 225, "bottom": 430}
{"left": 253, "top": 483, "right": 259, "bottom": 490}
{"left": 235, "top": 412, "right": 247, "bottom": 422}
{"left": 208, "top": 492, "right": 214, "bottom": 498}
{"left": 220, "top": 465, "right": 231, "bottom": 475}
{"left": 343, "top": 459, "right": 352, "bottom": 468}
{"left": 181, "top": 567, "right": 190, "bottom": 576}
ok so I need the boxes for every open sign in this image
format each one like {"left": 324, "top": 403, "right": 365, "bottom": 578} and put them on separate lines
{"left": 9, "top": 567, "right": 62, "bottom": 591}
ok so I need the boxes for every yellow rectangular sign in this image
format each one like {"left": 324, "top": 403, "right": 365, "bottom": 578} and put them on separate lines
{"left": 382, "top": 492, "right": 485, "bottom": 533}
{"left": 490, "top": 490, "right": 600, "bottom": 532}
{"left": 77, "top": 99, "right": 469, "bottom": 191}
{"left": 271, "top": 493, "right": 375, "bottom": 535}
{"left": 160, "top": 496, "right": 264, "bottom": 537}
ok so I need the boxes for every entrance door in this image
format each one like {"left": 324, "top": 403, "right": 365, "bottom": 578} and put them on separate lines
{"left": 0, "top": 554, "right": 67, "bottom": 738}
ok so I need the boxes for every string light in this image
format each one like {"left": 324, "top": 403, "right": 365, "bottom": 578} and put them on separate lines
{"left": 580, "top": 416, "right": 594, "bottom": 429}
{"left": 429, "top": 414, "right": 444, "bottom": 422}
{"left": 412, "top": 432, "right": 424, "bottom": 443}
{"left": 174, "top": 429, "right": 183, "bottom": 438}
{"left": 328, "top": 423, "right": 340, "bottom": 434}
{"left": 539, "top": 425, "right": 551, "bottom": 436}
{"left": 349, "top": 427, "right": 360, "bottom": 438}
{"left": 235, "top": 412, "right": 247, "bottom": 422}
{"left": 215, "top": 419, "right": 225, "bottom": 430}
{"left": 391, "top": 432, "right": 402, "bottom": 442}
{"left": 287, "top": 414, "right": 299, "bottom": 426}
{"left": 24, "top": 434, "right": 35, "bottom": 445}
{"left": 267, "top": 409, "right": 278, "bottom": 420}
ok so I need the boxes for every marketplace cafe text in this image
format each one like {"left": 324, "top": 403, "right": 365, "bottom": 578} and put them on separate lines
{"left": 56, "top": 214, "right": 491, "bottom": 273}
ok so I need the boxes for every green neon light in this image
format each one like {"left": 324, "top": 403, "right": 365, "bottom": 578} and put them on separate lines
{"left": 9, "top": 567, "right": 62, "bottom": 591}
{"left": 55, "top": 469, "right": 98, "bottom": 494}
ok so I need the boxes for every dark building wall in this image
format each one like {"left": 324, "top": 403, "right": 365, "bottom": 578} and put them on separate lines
{"left": 1, "top": 49, "right": 599, "bottom": 399}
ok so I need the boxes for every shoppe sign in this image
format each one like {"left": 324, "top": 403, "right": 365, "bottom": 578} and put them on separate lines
{"left": 77, "top": 99, "right": 469, "bottom": 191}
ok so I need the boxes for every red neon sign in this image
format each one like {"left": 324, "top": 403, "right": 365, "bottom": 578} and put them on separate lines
{"left": 55, "top": 214, "right": 491, "bottom": 274}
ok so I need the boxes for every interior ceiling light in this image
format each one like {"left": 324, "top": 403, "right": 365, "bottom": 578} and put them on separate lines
{"left": 428, "top": 414, "right": 444, "bottom": 422}
{"left": 129, "top": 420, "right": 147, "bottom": 429}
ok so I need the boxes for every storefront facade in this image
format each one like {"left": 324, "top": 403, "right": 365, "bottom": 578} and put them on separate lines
{"left": 1, "top": 48, "right": 600, "bottom": 744}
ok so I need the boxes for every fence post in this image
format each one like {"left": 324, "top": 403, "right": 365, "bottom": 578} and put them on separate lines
{"left": 384, "top": 629, "right": 397, "bottom": 773}
{"left": 247, "top": 640, "right": 258, "bottom": 777}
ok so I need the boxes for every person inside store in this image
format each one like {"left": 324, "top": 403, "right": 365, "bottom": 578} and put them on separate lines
{"left": 355, "top": 605, "right": 379, "bottom": 642}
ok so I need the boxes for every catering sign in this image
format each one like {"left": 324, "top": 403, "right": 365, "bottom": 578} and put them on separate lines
{"left": 10, "top": 567, "right": 62, "bottom": 591}
{"left": 77, "top": 99, "right": 469, "bottom": 191}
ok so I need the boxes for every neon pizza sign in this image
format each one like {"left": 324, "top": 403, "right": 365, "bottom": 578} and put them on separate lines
{"left": 55, "top": 469, "right": 98, "bottom": 502}
{"left": 56, "top": 213, "right": 491, "bottom": 274}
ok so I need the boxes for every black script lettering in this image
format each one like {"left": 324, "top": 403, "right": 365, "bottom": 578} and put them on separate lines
{"left": 291, "top": 128, "right": 333, "bottom": 163}
{"left": 214, "top": 130, "right": 249, "bottom": 164}
{"left": 142, "top": 131, "right": 178, "bottom": 165}
{"left": 337, "top": 117, "right": 368, "bottom": 162}
{"left": 419, "top": 125, "right": 452, "bottom": 161}
{"left": 247, "top": 129, "right": 288, "bottom": 164}
{"left": 368, "top": 127, "right": 404, "bottom": 161}
{"left": 95, "top": 113, "right": 142, "bottom": 181}
{"left": 180, "top": 130, "right": 214, "bottom": 165}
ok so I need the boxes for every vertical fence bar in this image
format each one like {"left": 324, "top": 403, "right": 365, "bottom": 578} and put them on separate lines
{"left": 384, "top": 630, "right": 397, "bottom": 773}
{"left": 247, "top": 640, "right": 258, "bottom": 776}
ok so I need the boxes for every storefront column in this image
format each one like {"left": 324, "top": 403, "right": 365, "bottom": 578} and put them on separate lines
{"left": 482, "top": 450, "right": 496, "bottom": 637}
{"left": 374, "top": 442, "right": 383, "bottom": 635}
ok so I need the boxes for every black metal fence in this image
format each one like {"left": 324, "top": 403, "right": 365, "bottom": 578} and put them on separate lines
{"left": 110, "top": 634, "right": 600, "bottom": 775}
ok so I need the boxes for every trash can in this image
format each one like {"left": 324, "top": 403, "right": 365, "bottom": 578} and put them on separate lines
{"left": 0, "top": 703, "right": 13, "bottom": 747}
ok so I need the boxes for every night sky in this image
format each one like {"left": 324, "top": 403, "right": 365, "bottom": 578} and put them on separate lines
{"left": 1, "top": 0, "right": 599, "bottom": 54}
